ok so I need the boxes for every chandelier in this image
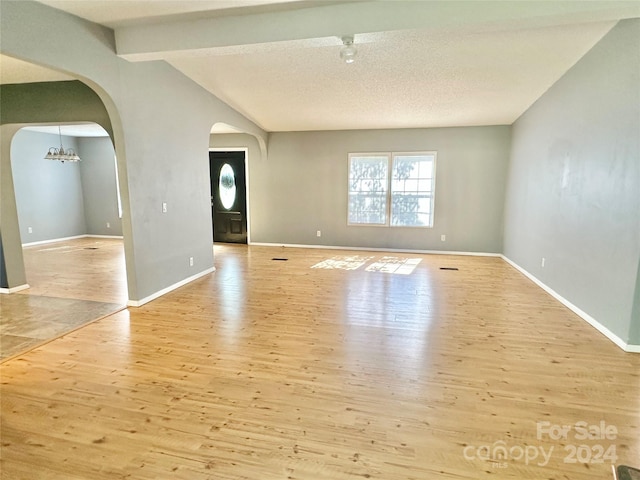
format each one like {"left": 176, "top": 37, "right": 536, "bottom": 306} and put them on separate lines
{"left": 44, "top": 126, "right": 81, "bottom": 162}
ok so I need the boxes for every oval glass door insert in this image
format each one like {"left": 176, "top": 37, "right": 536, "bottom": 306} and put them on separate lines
{"left": 219, "top": 163, "right": 236, "bottom": 210}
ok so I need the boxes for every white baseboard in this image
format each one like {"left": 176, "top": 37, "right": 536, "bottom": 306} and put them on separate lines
{"left": 127, "top": 267, "right": 216, "bottom": 308}
{"left": 22, "top": 234, "right": 87, "bottom": 247}
{"left": 501, "top": 255, "right": 638, "bottom": 354}
{"left": 249, "top": 242, "right": 501, "bottom": 257}
{"left": 86, "top": 234, "right": 124, "bottom": 239}
{"left": 22, "top": 234, "right": 123, "bottom": 247}
{"left": 0, "top": 283, "right": 30, "bottom": 294}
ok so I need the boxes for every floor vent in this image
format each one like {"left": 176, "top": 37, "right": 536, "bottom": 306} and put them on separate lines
{"left": 440, "top": 267, "right": 458, "bottom": 271}
{"left": 272, "top": 258, "right": 288, "bottom": 261}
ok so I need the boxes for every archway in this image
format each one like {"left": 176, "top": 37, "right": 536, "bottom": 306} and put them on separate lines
{"left": 0, "top": 77, "right": 132, "bottom": 304}
{"left": 9, "top": 122, "right": 127, "bottom": 304}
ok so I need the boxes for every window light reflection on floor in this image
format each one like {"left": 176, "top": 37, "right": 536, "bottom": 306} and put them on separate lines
{"left": 311, "top": 255, "right": 374, "bottom": 270}
{"left": 311, "top": 255, "right": 422, "bottom": 274}
{"left": 365, "top": 256, "right": 422, "bottom": 275}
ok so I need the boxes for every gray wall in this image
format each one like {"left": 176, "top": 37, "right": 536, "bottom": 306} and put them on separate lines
{"left": 0, "top": 234, "right": 7, "bottom": 288}
{"left": 1, "top": 124, "right": 28, "bottom": 288}
{"left": 214, "top": 127, "right": 511, "bottom": 253}
{"left": 10, "top": 130, "right": 122, "bottom": 243}
{"left": 0, "top": 81, "right": 112, "bottom": 135}
{"left": 11, "top": 129, "right": 86, "bottom": 242}
{"left": 503, "top": 19, "right": 640, "bottom": 345}
{"left": 631, "top": 259, "right": 640, "bottom": 345}
{"left": 78, "top": 136, "right": 122, "bottom": 236}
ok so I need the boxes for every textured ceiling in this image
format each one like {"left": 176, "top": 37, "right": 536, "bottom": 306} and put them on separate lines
{"left": 7, "top": 1, "right": 640, "bottom": 133}
{"left": 167, "top": 22, "right": 616, "bottom": 131}
{"left": 35, "top": 0, "right": 308, "bottom": 28}
{"left": 0, "top": 54, "right": 74, "bottom": 85}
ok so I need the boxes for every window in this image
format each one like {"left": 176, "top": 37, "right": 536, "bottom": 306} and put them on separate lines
{"left": 219, "top": 163, "right": 237, "bottom": 210}
{"left": 348, "top": 152, "right": 436, "bottom": 227}
{"left": 390, "top": 153, "right": 435, "bottom": 227}
{"left": 348, "top": 154, "right": 389, "bottom": 225}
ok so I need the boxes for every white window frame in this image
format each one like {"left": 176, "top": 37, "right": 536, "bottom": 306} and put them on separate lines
{"left": 347, "top": 151, "right": 437, "bottom": 228}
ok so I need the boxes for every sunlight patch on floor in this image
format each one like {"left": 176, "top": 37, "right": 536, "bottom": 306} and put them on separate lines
{"left": 365, "top": 256, "right": 422, "bottom": 274}
{"left": 311, "top": 255, "right": 375, "bottom": 270}
{"left": 311, "top": 255, "right": 422, "bottom": 274}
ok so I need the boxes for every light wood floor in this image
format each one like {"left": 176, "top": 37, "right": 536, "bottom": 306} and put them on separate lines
{"left": 18, "top": 237, "right": 128, "bottom": 304}
{"left": 0, "top": 238, "right": 127, "bottom": 360}
{"left": 1, "top": 243, "right": 638, "bottom": 479}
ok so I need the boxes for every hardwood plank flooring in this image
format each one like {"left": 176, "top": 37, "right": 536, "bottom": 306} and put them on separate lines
{"left": 18, "top": 237, "right": 128, "bottom": 304}
{"left": 1, "top": 237, "right": 127, "bottom": 360}
{"left": 1, "top": 243, "right": 638, "bottom": 479}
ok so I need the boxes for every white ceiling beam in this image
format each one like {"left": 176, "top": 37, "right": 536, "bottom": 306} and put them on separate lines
{"left": 115, "top": 0, "right": 640, "bottom": 61}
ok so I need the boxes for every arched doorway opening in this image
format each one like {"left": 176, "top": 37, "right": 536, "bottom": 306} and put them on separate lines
{"left": 10, "top": 122, "right": 127, "bottom": 304}
{"left": 0, "top": 57, "right": 131, "bottom": 359}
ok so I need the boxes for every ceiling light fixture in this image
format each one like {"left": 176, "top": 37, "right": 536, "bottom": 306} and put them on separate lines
{"left": 340, "top": 35, "right": 357, "bottom": 64}
{"left": 44, "top": 125, "right": 81, "bottom": 162}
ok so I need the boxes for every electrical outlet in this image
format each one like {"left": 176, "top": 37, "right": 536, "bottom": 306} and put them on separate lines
{"left": 162, "top": 202, "right": 167, "bottom": 213}
{"left": 441, "top": 234, "right": 446, "bottom": 242}
{"left": 28, "top": 227, "right": 33, "bottom": 234}
{"left": 541, "top": 257, "right": 546, "bottom": 268}
{"left": 106, "top": 222, "right": 111, "bottom": 228}
{"left": 317, "top": 230, "right": 321, "bottom": 237}
{"left": 189, "top": 257, "right": 194, "bottom": 267}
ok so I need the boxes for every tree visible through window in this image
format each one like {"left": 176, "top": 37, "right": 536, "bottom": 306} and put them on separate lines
{"left": 348, "top": 155, "right": 388, "bottom": 225}
{"left": 391, "top": 154, "right": 435, "bottom": 227}
{"left": 348, "top": 152, "right": 436, "bottom": 227}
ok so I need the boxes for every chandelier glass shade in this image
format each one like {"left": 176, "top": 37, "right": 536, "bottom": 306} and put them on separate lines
{"left": 44, "top": 126, "right": 81, "bottom": 162}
